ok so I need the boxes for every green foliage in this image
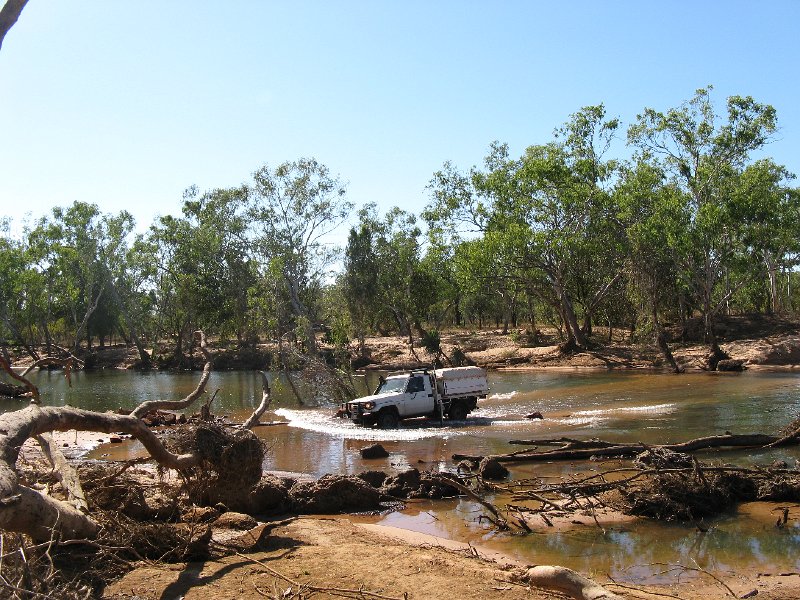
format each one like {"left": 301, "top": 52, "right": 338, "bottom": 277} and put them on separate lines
{"left": 421, "top": 329, "right": 441, "bottom": 355}
{"left": 248, "top": 158, "right": 353, "bottom": 353}
{"left": 2, "top": 93, "right": 798, "bottom": 364}
{"left": 628, "top": 86, "right": 788, "bottom": 343}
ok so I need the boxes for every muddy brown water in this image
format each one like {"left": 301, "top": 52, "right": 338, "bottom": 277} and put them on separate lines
{"left": 7, "top": 368, "right": 800, "bottom": 583}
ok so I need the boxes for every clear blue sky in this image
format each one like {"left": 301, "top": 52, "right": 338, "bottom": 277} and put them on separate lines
{"left": 1, "top": 1, "right": 799, "bottom": 236}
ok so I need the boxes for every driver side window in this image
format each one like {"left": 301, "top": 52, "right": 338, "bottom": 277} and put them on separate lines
{"left": 406, "top": 376, "right": 424, "bottom": 393}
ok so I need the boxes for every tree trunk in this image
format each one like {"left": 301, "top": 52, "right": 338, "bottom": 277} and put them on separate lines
{"left": 552, "top": 276, "right": 585, "bottom": 347}
{"left": 108, "top": 280, "right": 152, "bottom": 368}
{"left": 73, "top": 284, "right": 104, "bottom": 353}
{"left": 765, "top": 251, "right": 780, "bottom": 314}
{"left": 284, "top": 272, "right": 317, "bottom": 355}
{"left": 651, "top": 302, "right": 681, "bottom": 373}
{"left": 173, "top": 326, "right": 186, "bottom": 368}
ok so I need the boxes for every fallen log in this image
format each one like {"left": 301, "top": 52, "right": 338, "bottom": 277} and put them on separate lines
{"left": 508, "top": 437, "right": 622, "bottom": 449}
{"left": 454, "top": 433, "right": 783, "bottom": 464}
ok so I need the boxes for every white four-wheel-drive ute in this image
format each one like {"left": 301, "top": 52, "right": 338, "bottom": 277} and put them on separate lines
{"left": 343, "top": 366, "right": 489, "bottom": 429}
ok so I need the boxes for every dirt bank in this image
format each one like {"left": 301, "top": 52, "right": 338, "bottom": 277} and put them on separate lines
{"left": 102, "top": 516, "right": 800, "bottom": 600}
{"left": 359, "top": 316, "right": 800, "bottom": 371}
{"left": 11, "top": 315, "right": 798, "bottom": 374}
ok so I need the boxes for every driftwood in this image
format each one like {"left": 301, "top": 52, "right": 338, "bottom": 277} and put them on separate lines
{"left": 35, "top": 432, "right": 89, "bottom": 513}
{"left": 0, "top": 331, "right": 211, "bottom": 541}
{"left": 131, "top": 332, "right": 211, "bottom": 419}
{"left": 453, "top": 433, "right": 786, "bottom": 464}
{"left": 242, "top": 372, "right": 272, "bottom": 429}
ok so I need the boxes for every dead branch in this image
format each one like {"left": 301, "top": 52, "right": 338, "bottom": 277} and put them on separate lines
{"left": 20, "top": 357, "right": 79, "bottom": 380}
{"left": 765, "top": 424, "right": 800, "bottom": 448}
{"left": 0, "top": 356, "right": 77, "bottom": 400}
{"left": 199, "top": 389, "right": 220, "bottom": 421}
{"left": 651, "top": 561, "right": 737, "bottom": 597}
{"left": 606, "top": 582, "right": 683, "bottom": 599}
{"left": 508, "top": 437, "right": 621, "bottom": 449}
{"left": 242, "top": 372, "right": 272, "bottom": 430}
{"left": 454, "top": 432, "right": 784, "bottom": 464}
{"left": 131, "top": 331, "right": 211, "bottom": 419}
{"left": 433, "top": 474, "right": 509, "bottom": 529}
{"left": 0, "top": 0, "right": 28, "bottom": 52}
{"left": 0, "top": 356, "right": 39, "bottom": 400}
{"left": 0, "top": 404, "right": 204, "bottom": 540}
{"left": 35, "top": 433, "right": 88, "bottom": 513}
{"left": 0, "top": 379, "right": 27, "bottom": 398}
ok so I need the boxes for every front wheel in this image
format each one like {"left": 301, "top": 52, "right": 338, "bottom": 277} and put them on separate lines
{"left": 448, "top": 402, "right": 468, "bottom": 422}
{"left": 377, "top": 411, "right": 399, "bottom": 429}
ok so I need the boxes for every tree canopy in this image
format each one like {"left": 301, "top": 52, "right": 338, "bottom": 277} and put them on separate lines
{"left": 2, "top": 89, "right": 799, "bottom": 369}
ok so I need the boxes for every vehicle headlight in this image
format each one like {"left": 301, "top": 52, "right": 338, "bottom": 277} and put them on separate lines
{"left": 363, "top": 401, "right": 376, "bottom": 410}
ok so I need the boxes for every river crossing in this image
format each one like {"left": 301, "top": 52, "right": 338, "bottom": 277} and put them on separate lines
{"left": 6, "top": 368, "right": 800, "bottom": 584}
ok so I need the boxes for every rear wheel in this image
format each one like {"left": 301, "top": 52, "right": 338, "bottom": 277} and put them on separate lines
{"left": 377, "top": 410, "right": 399, "bottom": 429}
{"left": 448, "top": 402, "right": 468, "bottom": 422}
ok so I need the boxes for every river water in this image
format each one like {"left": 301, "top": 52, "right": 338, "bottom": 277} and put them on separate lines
{"left": 7, "top": 367, "right": 800, "bottom": 583}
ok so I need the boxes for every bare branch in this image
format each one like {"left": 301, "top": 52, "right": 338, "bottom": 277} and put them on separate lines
{"left": 0, "top": 0, "right": 28, "bottom": 52}
{"left": 131, "top": 331, "right": 211, "bottom": 419}
{"left": 242, "top": 372, "right": 272, "bottom": 430}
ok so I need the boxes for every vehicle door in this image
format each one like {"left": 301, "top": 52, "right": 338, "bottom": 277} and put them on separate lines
{"left": 403, "top": 375, "right": 431, "bottom": 416}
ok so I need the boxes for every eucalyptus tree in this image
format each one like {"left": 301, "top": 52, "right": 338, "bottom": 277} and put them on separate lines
{"left": 451, "top": 230, "right": 527, "bottom": 334}
{"left": 149, "top": 185, "right": 253, "bottom": 364}
{"left": 428, "top": 106, "right": 624, "bottom": 349}
{"left": 628, "top": 86, "right": 779, "bottom": 353}
{"left": 367, "top": 205, "right": 424, "bottom": 341}
{"left": 343, "top": 208, "right": 380, "bottom": 354}
{"left": 0, "top": 222, "right": 43, "bottom": 360}
{"left": 248, "top": 158, "right": 352, "bottom": 354}
{"left": 182, "top": 185, "right": 256, "bottom": 344}
{"left": 24, "top": 202, "right": 133, "bottom": 352}
{"left": 514, "top": 106, "right": 624, "bottom": 346}
{"left": 102, "top": 232, "right": 157, "bottom": 367}
{"left": 730, "top": 159, "right": 800, "bottom": 314}
{"left": 616, "top": 161, "right": 689, "bottom": 371}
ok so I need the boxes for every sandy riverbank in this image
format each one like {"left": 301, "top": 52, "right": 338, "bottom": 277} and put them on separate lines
{"left": 7, "top": 315, "right": 798, "bottom": 374}
{"left": 101, "top": 515, "right": 800, "bottom": 600}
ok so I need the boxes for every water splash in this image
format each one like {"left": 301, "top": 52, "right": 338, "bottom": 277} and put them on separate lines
{"left": 274, "top": 408, "right": 464, "bottom": 441}
{"left": 570, "top": 403, "right": 676, "bottom": 417}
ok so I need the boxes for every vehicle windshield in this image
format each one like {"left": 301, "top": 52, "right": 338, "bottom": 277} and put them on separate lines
{"left": 375, "top": 377, "right": 407, "bottom": 394}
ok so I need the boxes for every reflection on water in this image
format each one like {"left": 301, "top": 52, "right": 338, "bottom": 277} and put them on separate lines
{"left": 5, "top": 367, "right": 800, "bottom": 582}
